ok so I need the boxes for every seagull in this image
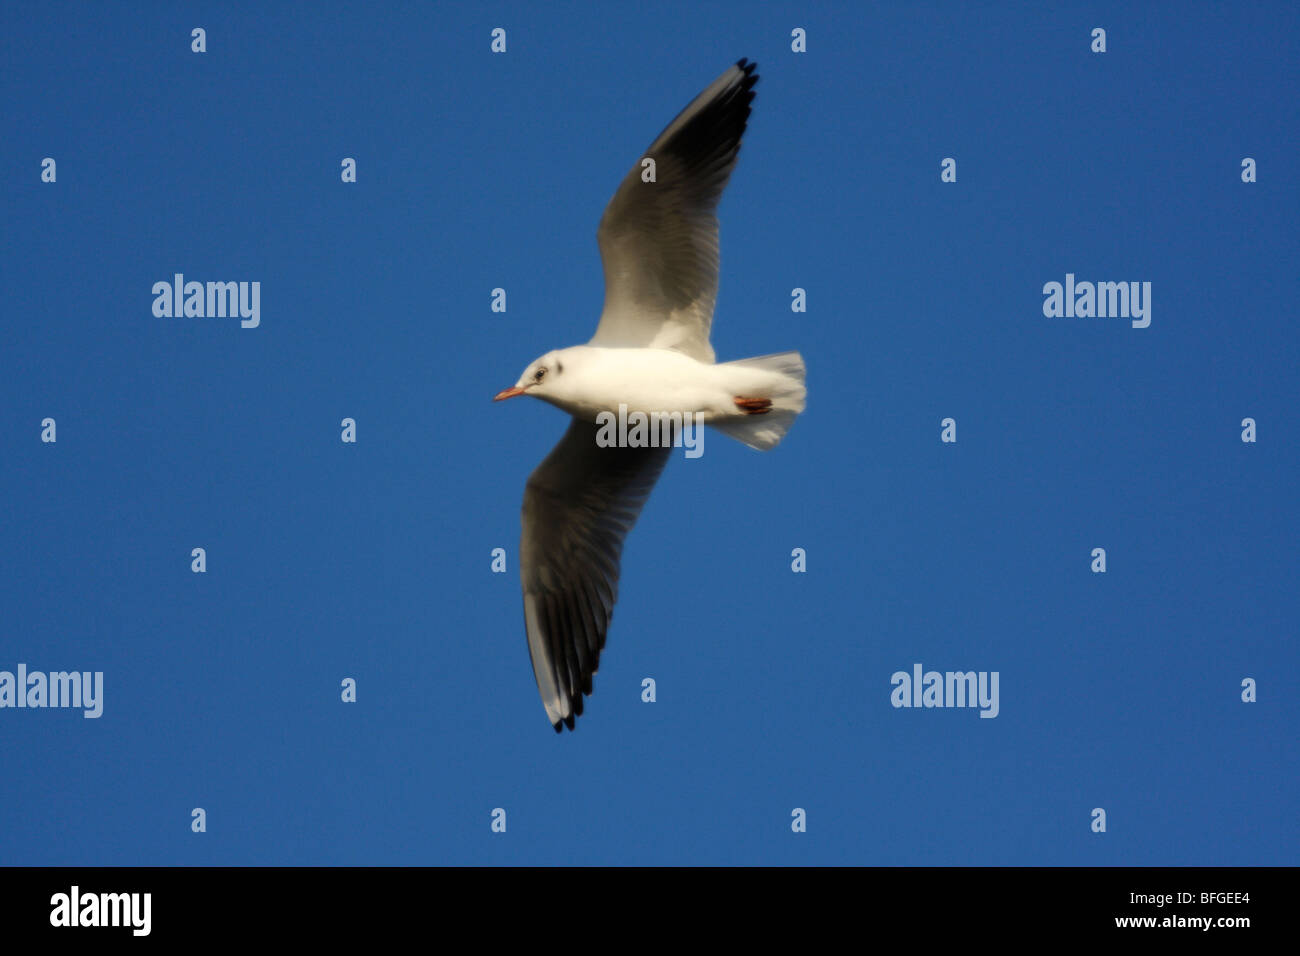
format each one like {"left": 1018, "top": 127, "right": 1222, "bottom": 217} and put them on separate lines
{"left": 495, "top": 59, "right": 806, "bottom": 731}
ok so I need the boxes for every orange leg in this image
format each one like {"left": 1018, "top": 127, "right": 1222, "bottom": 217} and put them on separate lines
{"left": 734, "top": 396, "right": 772, "bottom": 415}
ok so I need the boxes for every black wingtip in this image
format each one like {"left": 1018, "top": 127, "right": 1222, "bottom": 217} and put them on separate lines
{"left": 736, "top": 58, "right": 759, "bottom": 82}
{"left": 552, "top": 720, "right": 563, "bottom": 734}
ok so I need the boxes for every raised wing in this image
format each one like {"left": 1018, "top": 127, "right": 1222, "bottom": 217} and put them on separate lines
{"left": 590, "top": 59, "right": 759, "bottom": 364}
{"left": 520, "top": 418, "right": 671, "bottom": 731}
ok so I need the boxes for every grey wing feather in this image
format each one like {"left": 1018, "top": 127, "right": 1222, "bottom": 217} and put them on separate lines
{"left": 521, "top": 417, "right": 670, "bottom": 731}
{"left": 590, "top": 59, "right": 759, "bottom": 363}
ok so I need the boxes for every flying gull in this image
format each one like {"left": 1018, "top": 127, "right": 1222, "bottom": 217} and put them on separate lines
{"left": 495, "top": 58, "right": 807, "bottom": 731}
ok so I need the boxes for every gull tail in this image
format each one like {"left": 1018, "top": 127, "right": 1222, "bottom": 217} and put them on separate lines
{"left": 710, "top": 351, "right": 806, "bottom": 451}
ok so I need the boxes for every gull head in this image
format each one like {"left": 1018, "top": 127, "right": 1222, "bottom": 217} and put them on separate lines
{"left": 494, "top": 348, "right": 578, "bottom": 406}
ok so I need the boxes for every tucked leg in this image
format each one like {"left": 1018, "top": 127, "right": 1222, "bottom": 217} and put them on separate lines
{"left": 733, "top": 396, "right": 772, "bottom": 415}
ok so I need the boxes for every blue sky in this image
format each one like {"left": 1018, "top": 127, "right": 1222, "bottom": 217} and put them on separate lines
{"left": 2, "top": 1, "right": 1296, "bottom": 865}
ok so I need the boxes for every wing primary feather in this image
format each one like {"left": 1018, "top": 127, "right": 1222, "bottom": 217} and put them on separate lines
{"left": 520, "top": 418, "right": 671, "bottom": 730}
{"left": 590, "top": 59, "right": 760, "bottom": 362}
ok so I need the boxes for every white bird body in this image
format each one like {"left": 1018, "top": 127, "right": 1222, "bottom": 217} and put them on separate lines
{"left": 516, "top": 345, "right": 805, "bottom": 432}
{"left": 494, "top": 59, "right": 807, "bottom": 730}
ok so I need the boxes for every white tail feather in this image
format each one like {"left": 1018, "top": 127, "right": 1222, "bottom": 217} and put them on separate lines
{"left": 710, "top": 351, "right": 806, "bottom": 451}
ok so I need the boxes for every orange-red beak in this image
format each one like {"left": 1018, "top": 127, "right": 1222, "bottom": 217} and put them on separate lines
{"left": 493, "top": 386, "right": 527, "bottom": 402}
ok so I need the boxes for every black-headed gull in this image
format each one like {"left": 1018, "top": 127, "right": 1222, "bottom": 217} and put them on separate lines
{"left": 495, "top": 59, "right": 806, "bottom": 731}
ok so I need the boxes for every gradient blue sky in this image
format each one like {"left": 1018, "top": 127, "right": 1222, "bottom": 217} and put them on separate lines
{"left": 2, "top": 1, "right": 1296, "bottom": 865}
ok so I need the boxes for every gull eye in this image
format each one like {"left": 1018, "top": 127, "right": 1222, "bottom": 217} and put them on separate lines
{"left": 534, "top": 367, "right": 547, "bottom": 383}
